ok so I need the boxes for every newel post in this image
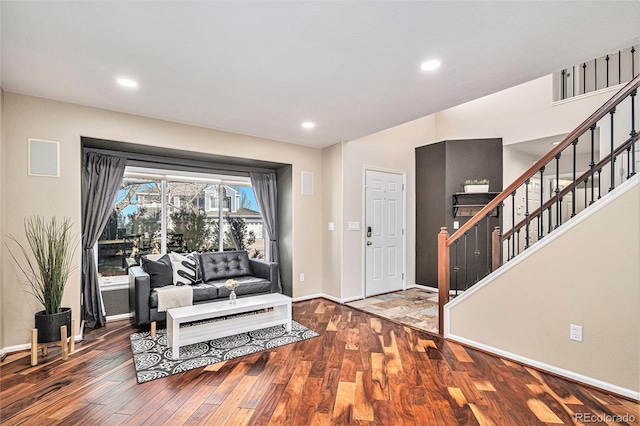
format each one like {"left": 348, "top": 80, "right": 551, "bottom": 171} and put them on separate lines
{"left": 438, "top": 227, "right": 450, "bottom": 335}
{"left": 491, "top": 226, "right": 501, "bottom": 272}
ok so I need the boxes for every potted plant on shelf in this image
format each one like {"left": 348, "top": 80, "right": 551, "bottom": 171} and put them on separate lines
{"left": 464, "top": 179, "right": 490, "bottom": 193}
{"left": 6, "top": 216, "right": 77, "bottom": 343}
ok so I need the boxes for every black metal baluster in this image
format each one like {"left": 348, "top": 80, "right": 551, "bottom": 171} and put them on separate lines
{"left": 610, "top": 107, "right": 616, "bottom": 192}
{"left": 474, "top": 222, "right": 480, "bottom": 283}
{"left": 453, "top": 240, "right": 459, "bottom": 296}
{"left": 486, "top": 214, "right": 491, "bottom": 276}
{"left": 571, "top": 139, "right": 578, "bottom": 217}
{"left": 597, "top": 169, "right": 602, "bottom": 199}
{"left": 539, "top": 166, "right": 545, "bottom": 240}
{"left": 584, "top": 178, "right": 588, "bottom": 209}
{"left": 555, "top": 153, "right": 561, "bottom": 229}
{"left": 547, "top": 206, "right": 553, "bottom": 234}
{"left": 464, "top": 231, "right": 469, "bottom": 290}
{"left": 594, "top": 58, "right": 598, "bottom": 91}
{"left": 606, "top": 55, "right": 610, "bottom": 87}
{"left": 619, "top": 50, "right": 622, "bottom": 83}
{"left": 516, "top": 229, "right": 520, "bottom": 256}
{"left": 559, "top": 196, "right": 563, "bottom": 226}
{"left": 631, "top": 89, "right": 637, "bottom": 176}
{"left": 510, "top": 191, "right": 516, "bottom": 259}
{"left": 582, "top": 62, "right": 587, "bottom": 94}
{"left": 589, "top": 125, "right": 596, "bottom": 205}
{"left": 524, "top": 179, "right": 530, "bottom": 249}
{"left": 506, "top": 236, "right": 511, "bottom": 263}
{"left": 627, "top": 145, "right": 632, "bottom": 180}
{"left": 498, "top": 203, "right": 504, "bottom": 267}
{"left": 632, "top": 47, "right": 636, "bottom": 78}
{"left": 561, "top": 69, "right": 566, "bottom": 99}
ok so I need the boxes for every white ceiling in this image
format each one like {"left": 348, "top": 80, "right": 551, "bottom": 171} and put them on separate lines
{"left": 2, "top": 1, "right": 639, "bottom": 148}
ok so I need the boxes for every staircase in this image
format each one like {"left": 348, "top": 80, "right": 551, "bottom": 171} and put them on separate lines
{"left": 437, "top": 74, "right": 640, "bottom": 334}
{"left": 434, "top": 74, "right": 640, "bottom": 399}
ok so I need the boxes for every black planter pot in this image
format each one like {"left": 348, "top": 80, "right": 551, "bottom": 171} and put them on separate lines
{"left": 34, "top": 307, "right": 72, "bottom": 343}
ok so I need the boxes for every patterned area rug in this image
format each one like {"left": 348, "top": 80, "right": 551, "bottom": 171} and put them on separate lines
{"left": 130, "top": 320, "right": 319, "bottom": 384}
{"left": 346, "top": 288, "right": 439, "bottom": 334}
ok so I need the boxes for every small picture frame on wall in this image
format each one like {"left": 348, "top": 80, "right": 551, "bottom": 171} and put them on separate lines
{"left": 28, "top": 138, "right": 60, "bottom": 177}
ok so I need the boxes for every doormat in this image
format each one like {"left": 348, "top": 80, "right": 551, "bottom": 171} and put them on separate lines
{"left": 130, "top": 320, "right": 319, "bottom": 383}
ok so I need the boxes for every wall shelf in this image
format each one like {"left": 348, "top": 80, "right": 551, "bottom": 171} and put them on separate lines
{"left": 452, "top": 192, "right": 501, "bottom": 217}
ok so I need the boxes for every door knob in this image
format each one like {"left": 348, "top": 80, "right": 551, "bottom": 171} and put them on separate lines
{"left": 367, "top": 241, "right": 372, "bottom": 246}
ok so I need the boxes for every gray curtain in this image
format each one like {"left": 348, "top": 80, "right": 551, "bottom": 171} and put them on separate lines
{"left": 82, "top": 153, "right": 127, "bottom": 328}
{"left": 249, "top": 172, "right": 281, "bottom": 290}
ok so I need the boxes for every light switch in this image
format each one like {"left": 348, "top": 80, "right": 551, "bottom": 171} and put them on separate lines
{"left": 453, "top": 221, "right": 459, "bottom": 229}
{"left": 328, "top": 222, "right": 335, "bottom": 231}
{"left": 348, "top": 221, "right": 360, "bottom": 231}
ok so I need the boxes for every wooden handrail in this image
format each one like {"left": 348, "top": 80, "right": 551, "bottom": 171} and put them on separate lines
{"left": 503, "top": 135, "right": 634, "bottom": 239}
{"left": 445, "top": 74, "right": 640, "bottom": 247}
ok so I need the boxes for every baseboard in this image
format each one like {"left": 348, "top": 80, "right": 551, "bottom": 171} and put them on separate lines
{"left": 2, "top": 333, "right": 84, "bottom": 356}
{"left": 412, "top": 284, "right": 457, "bottom": 295}
{"left": 293, "top": 293, "right": 362, "bottom": 304}
{"left": 106, "top": 313, "right": 133, "bottom": 321}
{"left": 292, "top": 293, "right": 324, "bottom": 303}
{"left": 446, "top": 333, "right": 640, "bottom": 401}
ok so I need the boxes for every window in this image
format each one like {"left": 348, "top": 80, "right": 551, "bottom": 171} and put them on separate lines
{"left": 96, "top": 167, "right": 265, "bottom": 286}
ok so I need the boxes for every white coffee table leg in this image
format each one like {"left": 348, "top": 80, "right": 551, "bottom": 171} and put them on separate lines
{"left": 285, "top": 300, "right": 292, "bottom": 332}
{"left": 167, "top": 312, "right": 180, "bottom": 360}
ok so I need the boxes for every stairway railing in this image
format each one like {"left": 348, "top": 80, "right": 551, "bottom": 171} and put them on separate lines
{"left": 437, "top": 74, "right": 639, "bottom": 334}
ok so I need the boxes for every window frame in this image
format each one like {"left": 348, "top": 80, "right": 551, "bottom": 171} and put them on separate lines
{"left": 97, "top": 166, "right": 261, "bottom": 289}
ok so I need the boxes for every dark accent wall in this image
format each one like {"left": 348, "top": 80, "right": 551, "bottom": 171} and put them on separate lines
{"left": 102, "top": 289, "right": 130, "bottom": 317}
{"left": 277, "top": 165, "right": 293, "bottom": 297}
{"left": 415, "top": 138, "right": 503, "bottom": 288}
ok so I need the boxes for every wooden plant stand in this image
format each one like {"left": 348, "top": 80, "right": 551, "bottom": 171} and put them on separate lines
{"left": 30, "top": 319, "right": 75, "bottom": 366}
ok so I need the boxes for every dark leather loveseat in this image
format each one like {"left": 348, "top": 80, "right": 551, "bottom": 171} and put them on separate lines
{"left": 129, "top": 250, "right": 279, "bottom": 326}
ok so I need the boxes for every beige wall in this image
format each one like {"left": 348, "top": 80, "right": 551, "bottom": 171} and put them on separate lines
{"left": 434, "top": 75, "right": 624, "bottom": 147}
{"left": 2, "top": 92, "right": 323, "bottom": 347}
{"left": 322, "top": 142, "right": 343, "bottom": 298}
{"left": 0, "top": 88, "right": 5, "bottom": 351}
{"left": 448, "top": 180, "right": 640, "bottom": 393}
{"left": 341, "top": 115, "right": 437, "bottom": 299}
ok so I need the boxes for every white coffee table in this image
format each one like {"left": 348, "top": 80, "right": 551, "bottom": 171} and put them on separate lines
{"left": 166, "top": 293, "right": 292, "bottom": 360}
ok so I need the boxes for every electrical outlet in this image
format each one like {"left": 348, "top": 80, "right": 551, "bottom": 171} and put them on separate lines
{"left": 570, "top": 324, "right": 583, "bottom": 342}
{"left": 299, "top": 273, "right": 305, "bottom": 282}
{"left": 453, "top": 221, "right": 459, "bottom": 229}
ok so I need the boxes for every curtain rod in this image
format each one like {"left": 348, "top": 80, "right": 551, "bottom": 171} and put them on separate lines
{"left": 82, "top": 146, "right": 277, "bottom": 175}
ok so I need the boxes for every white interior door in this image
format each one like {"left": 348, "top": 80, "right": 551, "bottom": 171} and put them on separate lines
{"left": 365, "top": 170, "right": 404, "bottom": 297}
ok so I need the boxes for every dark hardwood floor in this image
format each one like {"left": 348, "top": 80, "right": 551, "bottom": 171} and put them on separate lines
{"left": 1, "top": 298, "right": 638, "bottom": 425}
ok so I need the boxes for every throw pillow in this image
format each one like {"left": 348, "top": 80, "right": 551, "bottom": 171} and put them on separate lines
{"left": 141, "top": 254, "right": 173, "bottom": 288}
{"left": 169, "top": 252, "right": 201, "bottom": 286}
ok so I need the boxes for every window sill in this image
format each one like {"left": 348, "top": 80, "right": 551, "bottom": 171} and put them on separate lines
{"left": 99, "top": 276, "right": 129, "bottom": 291}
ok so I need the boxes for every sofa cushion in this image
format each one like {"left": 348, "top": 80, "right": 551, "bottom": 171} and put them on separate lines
{"left": 169, "top": 252, "right": 201, "bottom": 285}
{"left": 200, "top": 251, "right": 252, "bottom": 282}
{"left": 211, "top": 276, "right": 271, "bottom": 298}
{"left": 149, "top": 282, "right": 218, "bottom": 308}
{"left": 141, "top": 254, "right": 173, "bottom": 288}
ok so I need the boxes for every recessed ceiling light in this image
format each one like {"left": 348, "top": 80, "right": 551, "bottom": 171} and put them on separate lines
{"left": 421, "top": 59, "right": 441, "bottom": 71}
{"left": 301, "top": 122, "right": 315, "bottom": 129}
{"left": 117, "top": 78, "right": 138, "bottom": 88}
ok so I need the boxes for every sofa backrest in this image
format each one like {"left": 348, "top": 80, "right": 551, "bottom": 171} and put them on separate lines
{"left": 200, "top": 250, "right": 253, "bottom": 282}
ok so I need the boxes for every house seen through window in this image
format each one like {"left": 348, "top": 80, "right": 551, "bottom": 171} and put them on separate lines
{"left": 96, "top": 167, "right": 265, "bottom": 284}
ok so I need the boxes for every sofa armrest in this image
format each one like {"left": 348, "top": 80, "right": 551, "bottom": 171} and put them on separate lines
{"left": 249, "top": 258, "right": 281, "bottom": 293}
{"left": 129, "top": 266, "right": 151, "bottom": 326}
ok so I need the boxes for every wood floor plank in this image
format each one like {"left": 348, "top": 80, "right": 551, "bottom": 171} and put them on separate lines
{"left": 332, "top": 381, "right": 356, "bottom": 424}
{"left": 1, "top": 298, "right": 637, "bottom": 426}
{"left": 204, "top": 375, "right": 258, "bottom": 426}
{"left": 267, "top": 361, "right": 311, "bottom": 425}
{"left": 354, "top": 371, "right": 374, "bottom": 421}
